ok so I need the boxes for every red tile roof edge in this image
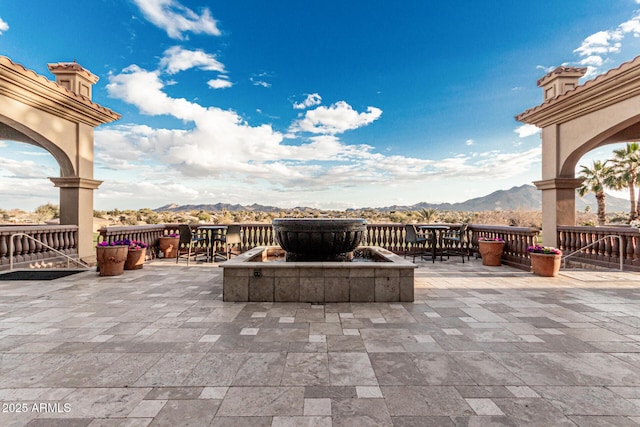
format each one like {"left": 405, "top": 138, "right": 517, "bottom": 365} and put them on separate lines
{"left": 0, "top": 56, "right": 120, "bottom": 119}
{"left": 517, "top": 55, "right": 640, "bottom": 121}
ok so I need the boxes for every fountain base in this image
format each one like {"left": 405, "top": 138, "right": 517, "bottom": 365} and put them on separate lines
{"left": 220, "top": 246, "right": 416, "bottom": 303}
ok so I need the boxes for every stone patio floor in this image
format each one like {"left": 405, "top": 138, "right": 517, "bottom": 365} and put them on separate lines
{"left": 1, "top": 257, "right": 640, "bottom": 426}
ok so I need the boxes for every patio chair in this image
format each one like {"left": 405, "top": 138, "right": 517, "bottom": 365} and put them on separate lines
{"left": 404, "top": 224, "right": 432, "bottom": 262}
{"left": 442, "top": 223, "right": 470, "bottom": 263}
{"left": 176, "top": 224, "right": 208, "bottom": 265}
{"left": 213, "top": 225, "right": 242, "bottom": 260}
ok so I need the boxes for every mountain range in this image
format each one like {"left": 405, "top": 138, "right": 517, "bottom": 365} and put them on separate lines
{"left": 155, "top": 184, "right": 632, "bottom": 213}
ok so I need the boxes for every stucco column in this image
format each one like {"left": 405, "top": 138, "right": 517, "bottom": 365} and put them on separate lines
{"left": 533, "top": 178, "right": 583, "bottom": 247}
{"left": 49, "top": 177, "right": 102, "bottom": 263}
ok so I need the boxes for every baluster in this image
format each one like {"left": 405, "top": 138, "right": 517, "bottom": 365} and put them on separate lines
{"left": 20, "top": 235, "right": 28, "bottom": 256}
{"left": 611, "top": 235, "right": 620, "bottom": 262}
{"left": 0, "top": 235, "right": 7, "bottom": 261}
{"left": 52, "top": 232, "right": 60, "bottom": 252}
{"left": 13, "top": 235, "right": 23, "bottom": 262}
{"left": 27, "top": 233, "right": 36, "bottom": 255}
{"left": 627, "top": 235, "right": 635, "bottom": 262}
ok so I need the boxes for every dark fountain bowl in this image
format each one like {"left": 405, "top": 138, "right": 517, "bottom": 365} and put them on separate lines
{"left": 272, "top": 218, "right": 367, "bottom": 261}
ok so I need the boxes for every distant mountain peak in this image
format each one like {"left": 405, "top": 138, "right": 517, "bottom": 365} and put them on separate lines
{"left": 154, "top": 184, "right": 631, "bottom": 213}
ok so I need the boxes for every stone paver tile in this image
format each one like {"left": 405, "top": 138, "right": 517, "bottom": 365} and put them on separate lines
{"left": 198, "top": 334, "right": 221, "bottom": 343}
{"left": 210, "top": 417, "right": 273, "bottom": 427}
{"left": 568, "top": 415, "right": 640, "bottom": 426}
{"left": 491, "top": 398, "right": 585, "bottom": 426}
{"left": 92, "top": 353, "right": 163, "bottom": 387}
{"left": 45, "top": 387, "right": 150, "bottom": 419}
{"left": 454, "top": 385, "right": 514, "bottom": 398}
{"left": 144, "top": 387, "right": 204, "bottom": 400}
{"left": 390, "top": 416, "right": 455, "bottom": 426}
{"left": 271, "top": 416, "right": 332, "bottom": 427}
{"left": 369, "top": 353, "right": 426, "bottom": 385}
{"left": 126, "top": 399, "right": 167, "bottom": 418}
{"left": 303, "top": 398, "right": 331, "bottom": 415}
{"left": 304, "top": 386, "right": 357, "bottom": 400}
{"left": 356, "top": 386, "right": 383, "bottom": 398}
{"left": 199, "top": 386, "right": 229, "bottom": 399}
{"left": 24, "top": 419, "right": 93, "bottom": 426}
{"left": 328, "top": 352, "right": 378, "bottom": 386}
{"left": 449, "top": 352, "right": 523, "bottom": 386}
{"left": 133, "top": 353, "right": 205, "bottom": 387}
{"left": 534, "top": 386, "right": 640, "bottom": 416}
{"left": 359, "top": 328, "right": 415, "bottom": 343}
{"left": 327, "top": 335, "right": 366, "bottom": 352}
{"left": 381, "top": 385, "right": 473, "bottom": 416}
{"left": 254, "top": 328, "right": 309, "bottom": 342}
{"left": 331, "top": 398, "right": 393, "bottom": 427}
{"left": 217, "top": 386, "right": 304, "bottom": 416}
{"left": 506, "top": 385, "right": 541, "bottom": 398}
{"left": 410, "top": 353, "right": 475, "bottom": 385}
{"left": 465, "top": 398, "right": 505, "bottom": 416}
{"left": 492, "top": 352, "right": 640, "bottom": 386}
{"left": 182, "top": 353, "right": 247, "bottom": 386}
{"left": 147, "top": 399, "right": 219, "bottom": 426}
{"left": 232, "top": 352, "right": 287, "bottom": 386}
{"left": 281, "top": 353, "right": 330, "bottom": 386}
{"left": 0, "top": 354, "right": 76, "bottom": 387}
{"left": 143, "top": 328, "right": 208, "bottom": 342}
{"left": 87, "top": 418, "right": 153, "bottom": 426}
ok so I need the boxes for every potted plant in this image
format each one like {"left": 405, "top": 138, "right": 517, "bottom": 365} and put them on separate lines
{"left": 96, "top": 240, "right": 128, "bottom": 276}
{"left": 159, "top": 233, "right": 180, "bottom": 258}
{"left": 478, "top": 237, "right": 504, "bottom": 266}
{"left": 124, "top": 239, "right": 148, "bottom": 270}
{"left": 527, "top": 244, "right": 562, "bottom": 277}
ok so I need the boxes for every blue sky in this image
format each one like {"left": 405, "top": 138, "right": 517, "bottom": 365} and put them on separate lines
{"left": 2, "top": 0, "right": 640, "bottom": 211}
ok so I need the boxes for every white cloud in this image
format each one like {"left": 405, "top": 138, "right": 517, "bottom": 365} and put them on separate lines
{"left": 0, "top": 17, "right": 8, "bottom": 34}
{"left": 250, "top": 78, "right": 271, "bottom": 88}
{"left": 465, "top": 139, "right": 474, "bottom": 146}
{"left": 101, "top": 62, "right": 539, "bottom": 206}
{"left": 290, "top": 101, "right": 382, "bottom": 135}
{"left": 293, "top": 93, "right": 322, "bottom": 109}
{"left": 574, "top": 30, "right": 622, "bottom": 57}
{"left": 514, "top": 124, "right": 540, "bottom": 138}
{"left": 133, "top": 0, "right": 220, "bottom": 40}
{"left": 159, "top": 46, "right": 225, "bottom": 74}
{"left": 572, "top": 12, "right": 640, "bottom": 76}
{"left": 207, "top": 78, "right": 233, "bottom": 89}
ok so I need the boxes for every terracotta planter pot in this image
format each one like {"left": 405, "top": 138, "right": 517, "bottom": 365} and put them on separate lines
{"left": 96, "top": 245, "right": 128, "bottom": 276}
{"left": 478, "top": 241, "right": 504, "bottom": 266}
{"left": 530, "top": 252, "right": 562, "bottom": 277}
{"left": 125, "top": 247, "right": 146, "bottom": 270}
{"left": 159, "top": 236, "right": 180, "bottom": 258}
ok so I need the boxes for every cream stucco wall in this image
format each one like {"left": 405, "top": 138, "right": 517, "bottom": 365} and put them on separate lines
{"left": 0, "top": 57, "right": 119, "bottom": 262}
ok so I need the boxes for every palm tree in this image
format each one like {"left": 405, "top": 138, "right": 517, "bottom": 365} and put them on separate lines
{"left": 417, "top": 208, "right": 439, "bottom": 223}
{"left": 577, "top": 160, "right": 613, "bottom": 226}
{"left": 609, "top": 142, "right": 640, "bottom": 220}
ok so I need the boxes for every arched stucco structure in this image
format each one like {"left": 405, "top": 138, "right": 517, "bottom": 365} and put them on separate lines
{"left": 0, "top": 57, "right": 120, "bottom": 262}
{"left": 517, "top": 56, "right": 640, "bottom": 247}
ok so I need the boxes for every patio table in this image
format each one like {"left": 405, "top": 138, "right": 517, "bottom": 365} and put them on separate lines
{"left": 418, "top": 224, "right": 449, "bottom": 262}
{"left": 198, "top": 225, "right": 228, "bottom": 262}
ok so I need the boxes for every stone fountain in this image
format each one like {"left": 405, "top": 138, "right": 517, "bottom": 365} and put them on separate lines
{"left": 220, "top": 218, "right": 416, "bottom": 303}
{"left": 272, "top": 218, "right": 366, "bottom": 261}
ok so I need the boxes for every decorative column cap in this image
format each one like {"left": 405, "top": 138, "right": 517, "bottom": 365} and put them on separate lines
{"left": 47, "top": 61, "right": 99, "bottom": 99}
{"left": 537, "top": 66, "right": 587, "bottom": 101}
{"left": 533, "top": 177, "right": 584, "bottom": 190}
{"left": 49, "top": 176, "right": 102, "bottom": 190}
